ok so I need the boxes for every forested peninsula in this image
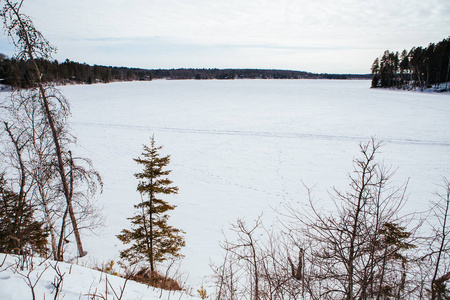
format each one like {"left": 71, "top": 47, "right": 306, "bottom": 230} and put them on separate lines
{"left": 0, "top": 54, "right": 369, "bottom": 88}
{"left": 371, "top": 37, "right": 450, "bottom": 91}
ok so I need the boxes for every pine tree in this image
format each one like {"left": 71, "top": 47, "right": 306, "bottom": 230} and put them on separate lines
{"left": 0, "top": 174, "right": 48, "bottom": 255}
{"left": 371, "top": 58, "right": 380, "bottom": 88}
{"left": 117, "top": 136, "right": 185, "bottom": 272}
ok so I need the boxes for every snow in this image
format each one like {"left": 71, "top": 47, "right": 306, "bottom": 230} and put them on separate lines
{"left": 1, "top": 79, "right": 450, "bottom": 298}
{"left": 0, "top": 253, "right": 197, "bottom": 299}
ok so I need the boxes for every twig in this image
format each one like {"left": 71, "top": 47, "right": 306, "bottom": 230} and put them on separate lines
{"left": 50, "top": 262, "right": 65, "bottom": 300}
{"left": 106, "top": 276, "right": 129, "bottom": 300}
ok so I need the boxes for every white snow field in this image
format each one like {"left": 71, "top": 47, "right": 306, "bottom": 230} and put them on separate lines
{"left": 1, "top": 79, "right": 449, "bottom": 298}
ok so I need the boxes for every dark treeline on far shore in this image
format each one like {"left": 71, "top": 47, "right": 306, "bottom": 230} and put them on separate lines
{"left": 151, "top": 68, "right": 370, "bottom": 80}
{"left": 371, "top": 37, "right": 450, "bottom": 91}
{"left": 0, "top": 53, "right": 370, "bottom": 88}
{"left": 0, "top": 55, "right": 154, "bottom": 88}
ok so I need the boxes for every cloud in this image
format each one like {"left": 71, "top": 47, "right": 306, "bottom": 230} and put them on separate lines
{"left": 4, "top": 0, "right": 450, "bottom": 73}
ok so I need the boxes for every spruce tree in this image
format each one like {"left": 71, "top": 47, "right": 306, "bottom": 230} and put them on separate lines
{"left": 0, "top": 174, "right": 48, "bottom": 255}
{"left": 117, "top": 136, "right": 185, "bottom": 272}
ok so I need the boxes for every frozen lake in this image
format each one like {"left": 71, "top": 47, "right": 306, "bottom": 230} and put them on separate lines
{"left": 58, "top": 79, "right": 450, "bottom": 284}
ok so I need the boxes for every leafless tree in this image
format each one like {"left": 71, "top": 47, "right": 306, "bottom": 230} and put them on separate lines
{"left": 212, "top": 217, "right": 303, "bottom": 300}
{"left": 49, "top": 262, "right": 65, "bottom": 300}
{"left": 0, "top": 0, "right": 102, "bottom": 260}
{"left": 212, "top": 248, "right": 241, "bottom": 300}
{"left": 424, "top": 178, "right": 450, "bottom": 299}
{"left": 220, "top": 217, "right": 263, "bottom": 300}
{"left": 283, "top": 139, "right": 418, "bottom": 299}
{"left": 10, "top": 255, "right": 50, "bottom": 300}
{"left": 211, "top": 139, "right": 449, "bottom": 299}
{"left": 1, "top": 0, "right": 84, "bottom": 257}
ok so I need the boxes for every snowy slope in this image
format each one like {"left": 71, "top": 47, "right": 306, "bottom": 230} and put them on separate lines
{"left": 0, "top": 253, "right": 198, "bottom": 299}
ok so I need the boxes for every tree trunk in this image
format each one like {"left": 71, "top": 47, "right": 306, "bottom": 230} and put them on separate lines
{"left": 39, "top": 84, "right": 85, "bottom": 258}
{"left": 5, "top": 0, "right": 86, "bottom": 259}
{"left": 38, "top": 185, "right": 58, "bottom": 259}
{"left": 431, "top": 188, "right": 450, "bottom": 300}
{"left": 149, "top": 192, "right": 154, "bottom": 272}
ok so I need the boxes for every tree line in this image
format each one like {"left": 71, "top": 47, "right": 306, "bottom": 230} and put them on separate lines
{"left": 0, "top": 55, "right": 155, "bottom": 88}
{"left": 371, "top": 37, "right": 450, "bottom": 91}
{"left": 0, "top": 54, "right": 370, "bottom": 89}
{"left": 151, "top": 68, "right": 370, "bottom": 81}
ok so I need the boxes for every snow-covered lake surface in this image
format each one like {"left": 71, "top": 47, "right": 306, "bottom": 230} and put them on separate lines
{"left": 16, "top": 80, "right": 450, "bottom": 290}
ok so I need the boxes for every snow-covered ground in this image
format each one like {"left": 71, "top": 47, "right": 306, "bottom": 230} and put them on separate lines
{"left": 2, "top": 79, "right": 450, "bottom": 297}
{"left": 0, "top": 253, "right": 197, "bottom": 299}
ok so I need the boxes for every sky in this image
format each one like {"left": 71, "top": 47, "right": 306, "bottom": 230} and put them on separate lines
{"left": 0, "top": 0, "right": 449, "bottom": 74}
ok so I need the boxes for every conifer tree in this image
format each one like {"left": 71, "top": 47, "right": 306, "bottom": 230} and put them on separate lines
{"left": 371, "top": 57, "right": 380, "bottom": 87}
{"left": 0, "top": 173, "right": 48, "bottom": 255}
{"left": 117, "top": 136, "right": 185, "bottom": 272}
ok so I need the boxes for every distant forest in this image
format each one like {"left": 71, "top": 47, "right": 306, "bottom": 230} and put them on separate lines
{"left": 371, "top": 37, "right": 450, "bottom": 91}
{"left": 0, "top": 54, "right": 370, "bottom": 88}
{"left": 150, "top": 69, "right": 370, "bottom": 81}
{"left": 0, "top": 55, "right": 154, "bottom": 88}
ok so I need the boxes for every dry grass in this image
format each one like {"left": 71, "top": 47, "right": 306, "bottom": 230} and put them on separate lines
{"left": 91, "top": 260, "right": 182, "bottom": 291}
{"left": 127, "top": 267, "right": 182, "bottom": 291}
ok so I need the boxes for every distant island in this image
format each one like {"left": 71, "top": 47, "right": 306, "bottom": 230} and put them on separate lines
{"left": 371, "top": 36, "right": 450, "bottom": 92}
{"left": 0, "top": 54, "right": 370, "bottom": 89}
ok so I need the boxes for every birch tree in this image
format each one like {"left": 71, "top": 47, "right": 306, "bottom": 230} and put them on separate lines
{"left": 1, "top": 0, "right": 102, "bottom": 259}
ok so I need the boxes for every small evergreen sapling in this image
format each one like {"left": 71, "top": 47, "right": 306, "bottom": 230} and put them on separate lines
{"left": 117, "top": 136, "right": 185, "bottom": 273}
{"left": 0, "top": 174, "right": 48, "bottom": 255}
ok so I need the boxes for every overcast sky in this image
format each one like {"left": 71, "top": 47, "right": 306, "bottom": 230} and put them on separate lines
{"left": 1, "top": 0, "right": 449, "bottom": 74}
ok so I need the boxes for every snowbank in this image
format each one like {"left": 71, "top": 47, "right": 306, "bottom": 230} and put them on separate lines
{"left": 0, "top": 253, "right": 198, "bottom": 300}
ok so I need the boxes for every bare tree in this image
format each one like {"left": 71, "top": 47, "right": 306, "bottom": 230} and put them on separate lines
{"left": 213, "top": 217, "right": 263, "bottom": 300}
{"left": 1, "top": 0, "right": 84, "bottom": 257}
{"left": 212, "top": 217, "right": 303, "bottom": 300}
{"left": 425, "top": 178, "right": 450, "bottom": 299}
{"left": 212, "top": 139, "right": 435, "bottom": 299}
{"left": 212, "top": 248, "right": 241, "bottom": 300}
{"left": 284, "top": 139, "right": 417, "bottom": 299}
{"left": 0, "top": 0, "right": 102, "bottom": 260}
{"left": 1, "top": 89, "right": 58, "bottom": 255}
